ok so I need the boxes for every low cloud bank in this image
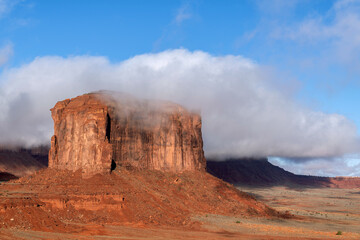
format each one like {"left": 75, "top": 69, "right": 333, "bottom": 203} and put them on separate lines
{"left": 269, "top": 156, "right": 360, "bottom": 177}
{"left": 0, "top": 49, "right": 358, "bottom": 158}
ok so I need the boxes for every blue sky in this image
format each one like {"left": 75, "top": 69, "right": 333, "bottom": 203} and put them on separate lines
{"left": 1, "top": 0, "right": 358, "bottom": 124}
{"left": 1, "top": 0, "right": 360, "bottom": 176}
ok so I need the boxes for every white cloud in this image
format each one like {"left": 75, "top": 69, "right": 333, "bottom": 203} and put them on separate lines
{"left": 0, "top": 49, "right": 358, "bottom": 159}
{"left": 276, "top": 0, "right": 360, "bottom": 68}
{"left": 0, "top": 42, "right": 13, "bottom": 66}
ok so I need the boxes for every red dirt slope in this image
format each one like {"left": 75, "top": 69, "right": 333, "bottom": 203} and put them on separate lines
{"left": 0, "top": 168, "right": 287, "bottom": 232}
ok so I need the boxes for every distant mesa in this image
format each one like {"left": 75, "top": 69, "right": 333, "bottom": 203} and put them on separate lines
{"left": 207, "top": 158, "right": 360, "bottom": 189}
{"left": 48, "top": 91, "right": 206, "bottom": 176}
{"left": 0, "top": 148, "right": 47, "bottom": 178}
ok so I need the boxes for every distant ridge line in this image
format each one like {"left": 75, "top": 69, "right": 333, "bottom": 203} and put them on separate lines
{"left": 206, "top": 158, "right": 360, "bottom": 189}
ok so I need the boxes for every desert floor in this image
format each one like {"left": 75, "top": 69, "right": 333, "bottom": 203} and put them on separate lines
{"left": 0, "top": 182, "right": 359, "bottom": 239}
{"left": 203, "top": 186, "right": 360, "bottom": 239}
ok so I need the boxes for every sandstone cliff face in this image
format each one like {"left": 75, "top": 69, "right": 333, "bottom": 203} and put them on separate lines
{"left": 49, "top": 92, "right": 206, "bottom": 176}
{"left": 49, "top": 94, "right": 113, "bottom": 176}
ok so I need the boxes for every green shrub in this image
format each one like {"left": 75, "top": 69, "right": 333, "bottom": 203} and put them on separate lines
{"left": 336, "top": 231, "right": 342, "bottom": 235}
{"left": 236, "top": 221, "right": 241, "bottom": 224}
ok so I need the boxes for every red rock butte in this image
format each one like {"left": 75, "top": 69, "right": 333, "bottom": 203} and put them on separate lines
{"left": 48, "top": 91, "right": 206, "bottom": 176}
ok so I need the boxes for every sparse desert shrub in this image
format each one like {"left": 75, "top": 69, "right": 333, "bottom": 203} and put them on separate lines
{"left": 336, "top": 231, "right": 342, "bottom": 235}
{"left": 236, "top": 221, "right": 241, "bottom": 224}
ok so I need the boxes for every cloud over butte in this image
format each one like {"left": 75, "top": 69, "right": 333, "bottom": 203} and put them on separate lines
{"left": 0, "top": 49, "right": 358, "bottom": 158}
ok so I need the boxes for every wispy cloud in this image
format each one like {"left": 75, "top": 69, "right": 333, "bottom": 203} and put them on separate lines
{"left": 334, "top": 0, "right": 359, "bottom": 9}
{"left": 0, "top": 42, "right": 13, "bottom": 66}
{"left": 273, "top": 0, "right": 360, "bottom": 70}
{"left": 0, "top": 0, "right": 20, "bottom": 19}
{"left": 256, "top": 0, "right": 301, "bottom": 17}
{"left": 234, "top": 29, "right": 258, "bottom": 49}
{"left": 175, "top": 3, "right": 192, "bottom": 25}
{"left": 0, "top": 0, "right": 9, "bottom": 18}
{"left": 153, "top": 3, "right": 194, "bottom": 50}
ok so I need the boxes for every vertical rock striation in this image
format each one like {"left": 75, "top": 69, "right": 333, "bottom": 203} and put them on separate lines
{"left": 49, "top": 91, "right": 206, "bottom": 176}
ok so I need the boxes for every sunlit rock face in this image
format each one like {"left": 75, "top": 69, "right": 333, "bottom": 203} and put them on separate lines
{"left": 48, "top": 91, "right": 206, "bottom": 176}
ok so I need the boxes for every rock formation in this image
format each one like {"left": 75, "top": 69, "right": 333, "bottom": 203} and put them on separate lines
{"left": 49, "top": 91, "right": 206, "bottom": 176}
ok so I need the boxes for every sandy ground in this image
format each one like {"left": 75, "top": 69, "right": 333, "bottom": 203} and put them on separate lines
{"left": 1, "top": 178, "right": 359, "bottom": 239}
{"left": 227, "top": 186, "right": 360, "bottom": 239}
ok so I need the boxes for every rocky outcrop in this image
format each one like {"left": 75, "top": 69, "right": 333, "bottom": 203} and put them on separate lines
{"left": 49, "top": 91, "right": 206, "bottom": 176}
{"left": 49, "top": 94, "right": 113, "bottom": 176}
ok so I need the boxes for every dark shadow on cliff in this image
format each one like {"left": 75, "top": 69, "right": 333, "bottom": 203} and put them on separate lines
{"left": 111, "top": 159, "right": 117, "bottom": 171}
